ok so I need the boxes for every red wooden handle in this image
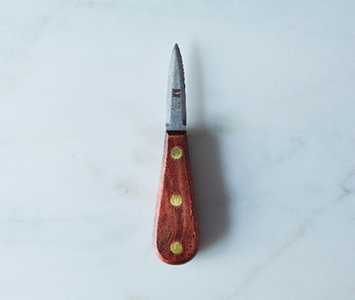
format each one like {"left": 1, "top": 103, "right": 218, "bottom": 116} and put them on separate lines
{"left": 153, "top": 131, "right": 199, "bottom": 265}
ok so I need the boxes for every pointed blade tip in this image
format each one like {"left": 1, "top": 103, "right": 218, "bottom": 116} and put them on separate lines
{"left": 173, "top": 43, "right": 183, "bottom": 55}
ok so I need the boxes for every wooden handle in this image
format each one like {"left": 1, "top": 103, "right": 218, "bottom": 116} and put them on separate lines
{"left": 153, "top": 131, "right": 199, "bottom": 265}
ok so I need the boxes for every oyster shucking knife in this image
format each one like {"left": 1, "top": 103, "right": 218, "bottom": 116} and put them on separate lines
{"left": 153, "top": 44, "right": 199, "bottom": 265}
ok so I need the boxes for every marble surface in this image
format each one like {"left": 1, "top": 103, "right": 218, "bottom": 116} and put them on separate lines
{"left": 1, "top": 1, "right": 355, "bottom": 299}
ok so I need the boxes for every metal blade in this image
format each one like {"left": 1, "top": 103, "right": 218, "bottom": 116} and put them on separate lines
{"left": 166, "top": 44, "right": 186, "bottom": 131}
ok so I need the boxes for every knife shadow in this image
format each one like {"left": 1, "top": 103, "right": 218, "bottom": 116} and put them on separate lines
{"left": 188, "top": 128, "right": 230, "bottom": 251}
{"left": 187, "top": 44, "right": 231, "bottom": 251}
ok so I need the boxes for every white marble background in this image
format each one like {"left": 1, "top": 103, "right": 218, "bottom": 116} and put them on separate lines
{"left": 1, "top": 1, "right": 355, "bottom": 299}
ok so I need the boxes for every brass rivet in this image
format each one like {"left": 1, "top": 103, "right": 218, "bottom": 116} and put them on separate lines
{"left": 170, "top": 242, "right": 183, "bottom": 254}
{"left": 170, "top": 147, "right": 182, "bottom": 159}
{"left": 170, "top": 194, "right": 182, "bottom": 206}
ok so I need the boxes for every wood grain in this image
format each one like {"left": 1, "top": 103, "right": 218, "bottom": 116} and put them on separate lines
{"left": 153, "top": 131, "right": 199, "bottom": 265}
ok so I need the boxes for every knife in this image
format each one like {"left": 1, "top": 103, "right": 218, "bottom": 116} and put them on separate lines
{"left": 153, "top": 44, "right": 200, "bottom": 265}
